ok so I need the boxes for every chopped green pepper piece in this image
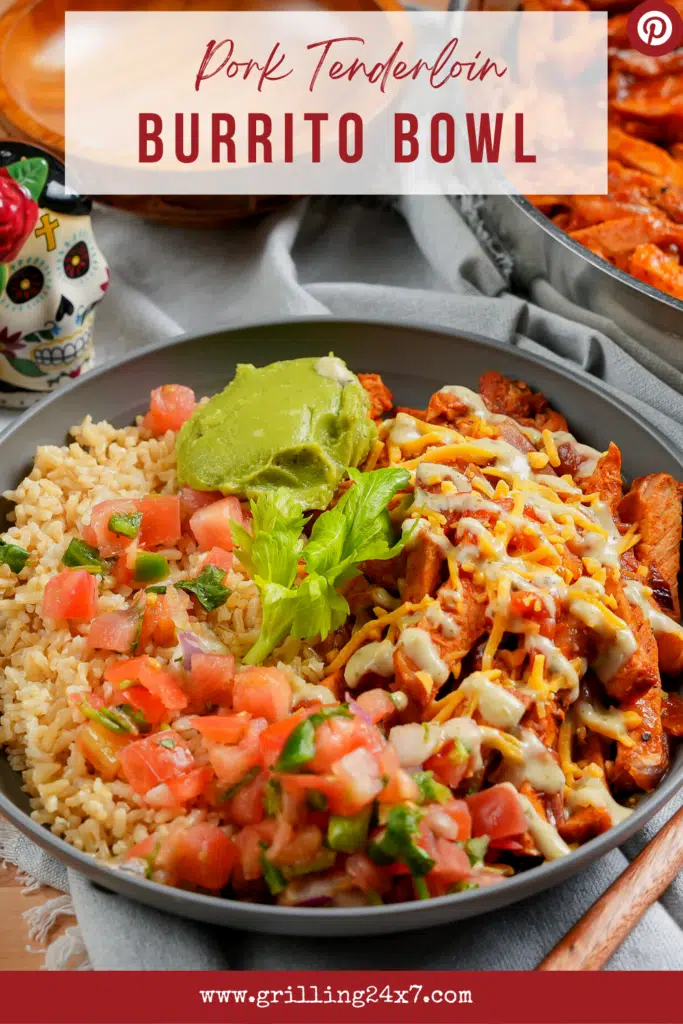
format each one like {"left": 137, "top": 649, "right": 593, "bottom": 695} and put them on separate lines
{"left": 259, "top": 844, "right": 286, "bottom": 896}
{"left": 158, "top": 736, "right": 176, "bottom": 750}
{"left": 0, "top": 540, "right": 29, "bottom": 573}
{"left": 413, "top": 770, "right": 451, "bottom": 805}
{"left": 62, "top": 538, "right": 108, "bottom": 574}
{"left": 262, "top": 778, "right": 282, "bottom": 817}
{"left": 146, "top": 585, "right": 167, "bottom": 594}
{"left": 134, "top": 552, "right": 169, "bottom": 584}
{"left": 274, "top": 706, "right": 352, "bottom": 773}
{"left": 327, "top": 807, "right": 372, "bottom": 854}
{"left": 413, "top": 876, "right": 431, "bottom": 901}
{"left": 465, "top": 835, "right": 489, "bottom": 866}
{"left": 450, "top": 880, "right": 479, "bottom": 893}
{"left": 275, "top": 718, "right": 316, "bottom": 772}
{"left": 108, "top": 511, "right": 142, "bottom": 539}
{"left": 367, "top": 805, "right": 435, "bottom": 877}
{"left": 282, "top": 849, "right": 336, "bottom": 879}
{"left": 175, "top": 565, "right": 231, "bottom": 612}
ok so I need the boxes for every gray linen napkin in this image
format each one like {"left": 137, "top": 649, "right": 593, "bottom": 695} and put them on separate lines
{"left": 1, "top": 195, "right": 682, "bottom": 969}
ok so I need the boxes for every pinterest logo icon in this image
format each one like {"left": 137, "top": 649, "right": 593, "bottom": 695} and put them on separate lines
{"left": 627, "top": 0, "right": 683, "bottom": 54}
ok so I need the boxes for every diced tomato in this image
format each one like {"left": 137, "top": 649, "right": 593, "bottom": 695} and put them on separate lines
{"left": 189, "top": 496, "right": 243, "bottom": 552}
{"left": 76, "top": 721, "right": 131, "bottom": 780}
{"left": 258, "top": 709, "right": 311, "bottom": 767}
{"left": 82, "top": 498, "right": 140, "bottom": 557}
{"left": 143, "top": 765, "right": 215, "bottom": 808}
{"left": 171, "top": 823, "right": 236, "bottom": 890}
{"left": 187, "top": 653, "right": 235, "bottom": 706}
{"left": 467, "top": 784, "right": 527, "bottom": 840}
{"left": 198, "top": 546, "right": 233, "bottom": 573}
{"left": 277, "top": 773, "right": 340, "bottom": 799}
{"left": 307, "top": 717, "right": 360, "bottom": 774}
{"left": 488, "top": 837, "right": 526, "bottom": 852}
{"left": 124, "top": 834, "right": 158, "bottom": 864}
{"left": 233, "top": 667, "right": 292, "bottom": 724}
{"left": 441, "top": 799, "right": 472, "bottom": 842}
{"left": 113, "top": 554, "right": 135, "bottom": 588}
{"left": 378, "top": 768, "right": 420, "bottom": 805}
{"left": 233, "top": 824, "right": 268, "bottom": 880}
{"left": 137, "top": 594, "right": 176, "bottom": 650}
{"left": 119, "top": 685, "right": 167, "bottom": 726}
{"left": 43, "top": 569, "right": 98, "bottom": 622}
{"left": 138, "top": 495, "right": 181, "bottom": 549}
{"left": 356, "top": 688, "right": 396, "bottom": 724}
{"left": 270, "top": 825, "right": 323, "bottom": 869}
{"left": 330, "top": 746, "right": 383, "bottom": 814}
{"left": 179, "top": 486, "right": 221, "bottom": 521}
{"left": 209, "top": 739, "right": 262, "bottom": 787}
{"left": 345, "top": 853, "right": 391, "bottom": 894}
{"left": 105, "top": 655, "right": 188, "bottom": 712}
{"left": 190, "top": 714, "right": 248, "bottom": 744}
{"left": 223, "top": 771, "right": 266, "bottom": 827}
{"left": 119, "top": 731, "right": 194, "bottom": 795}
{"left": 143, "top": 385, "right": 196, "bottom": 436}
{"left": 87, "top": 608, "right": 140, "bottom": 652}
{"left": 166, "top": 766, "right": 214, "bottom": 804}
{"left": 430, "top": 838, "right": 472, "bottom": 885}
{"left": 424, "top": 739, "right": 469, "bottom": 789}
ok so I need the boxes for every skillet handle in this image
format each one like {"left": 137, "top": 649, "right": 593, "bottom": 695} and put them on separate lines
{"left": 537, "top": 805, "right": 683, "bottom": 971}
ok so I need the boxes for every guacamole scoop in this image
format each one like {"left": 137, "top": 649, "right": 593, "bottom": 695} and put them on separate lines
{"left": 176, "top": 356, "right": 376, "bottom": 509}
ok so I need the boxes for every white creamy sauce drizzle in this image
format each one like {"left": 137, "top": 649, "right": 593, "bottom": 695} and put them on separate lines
{"left": 390, "top": 412, "right": 422, "bottom": 445}
{"left": 525, "top": 634, "right": 581, "bottom": 699}
{"left": 576, "top": 501, "right": 622, "bottom": 567}
{"left": 567, "top": 773, "right": 632, "bottom": 825}
{"left": 422, "top": 600, "right": 459, "bottom": 639}
{"left": 576, "top": 700, "right": 631, "bottom": 742}
{"left": 458, "top": 671, "right": 526, "bottom": 730}
{"left": 518, "top": 792, "right": 571, "bottom": 860}
{"left": 552, "top": 431, "right": 602, "bottom": 479}
{"left": 499, "top": 728, "right": 566, "bottom": 794}
{"left": 567, "top": 590, "right": 637, "bottom": 683}
{"left": 397, "top": 627, "right": 450, "bottom": 685}
{"left": 438, "top": 385, "right": 492, "bottom": 417}
{"left": 624, "top": 580, "right": 683, "bottom": 638}
{"left": 315, "top": 356, "right": 354, "bottom": 385}
{"left": 414, "top": 463, "right": 474, "bottom": 514}
{"left": 344, "top": 638, "right": 396, "bottom": 688}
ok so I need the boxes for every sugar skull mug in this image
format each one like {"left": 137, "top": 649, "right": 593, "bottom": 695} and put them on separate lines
{"left": 0, "top": 142, "right": 109, "bottom": 409}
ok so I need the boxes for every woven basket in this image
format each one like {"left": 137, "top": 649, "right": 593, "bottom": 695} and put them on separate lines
{"left": 0, "top": 0, "right": 402, "bottom": 226}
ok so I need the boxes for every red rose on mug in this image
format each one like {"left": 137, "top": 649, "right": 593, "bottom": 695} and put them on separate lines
{"left": 0, "top": 168, "right": 39, "bottom": 264}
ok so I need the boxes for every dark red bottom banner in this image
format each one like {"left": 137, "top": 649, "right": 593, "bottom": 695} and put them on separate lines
{"left": 1, "top": 970, "right": 682, "bottom": 1024}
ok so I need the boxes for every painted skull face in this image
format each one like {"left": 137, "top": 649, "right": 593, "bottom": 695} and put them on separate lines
{"left": 0, "top": 142, "right": 109, "bottom": 409}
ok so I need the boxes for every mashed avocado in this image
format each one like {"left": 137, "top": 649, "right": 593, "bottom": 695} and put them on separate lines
{"left": 177, "top": 356, "right": 376, "bottom": 509}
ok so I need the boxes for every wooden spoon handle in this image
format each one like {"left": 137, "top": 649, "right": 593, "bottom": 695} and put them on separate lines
{"left": 538, "top": 805, "right": 683, "bottom": 971}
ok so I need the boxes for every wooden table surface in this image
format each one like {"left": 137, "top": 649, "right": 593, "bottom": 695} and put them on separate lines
{"left": 0, "top": 818, "right": 75, "bottom": 970}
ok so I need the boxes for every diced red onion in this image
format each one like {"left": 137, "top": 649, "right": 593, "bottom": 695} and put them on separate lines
{"left": 179, "top": 630, "right": 204, "bottom": 670}
{"left": 426, "top": 804, "right": 461, "bottom": 842}
{"left": 345, "top": 691, "right": 372, "bottom": 728}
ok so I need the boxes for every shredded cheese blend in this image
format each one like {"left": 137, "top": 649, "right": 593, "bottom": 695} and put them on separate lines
{"left": 343, "top": 378, "right": 675, "bottom": 864}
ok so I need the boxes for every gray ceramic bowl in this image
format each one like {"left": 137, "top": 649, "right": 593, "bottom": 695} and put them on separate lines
{"left": 0, "top": 318, "right": 681, "bottom": 936}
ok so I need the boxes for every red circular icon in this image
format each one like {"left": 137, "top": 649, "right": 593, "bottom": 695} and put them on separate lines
{"left": 627, "top": 0, "right": 683, "bottom": 55}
